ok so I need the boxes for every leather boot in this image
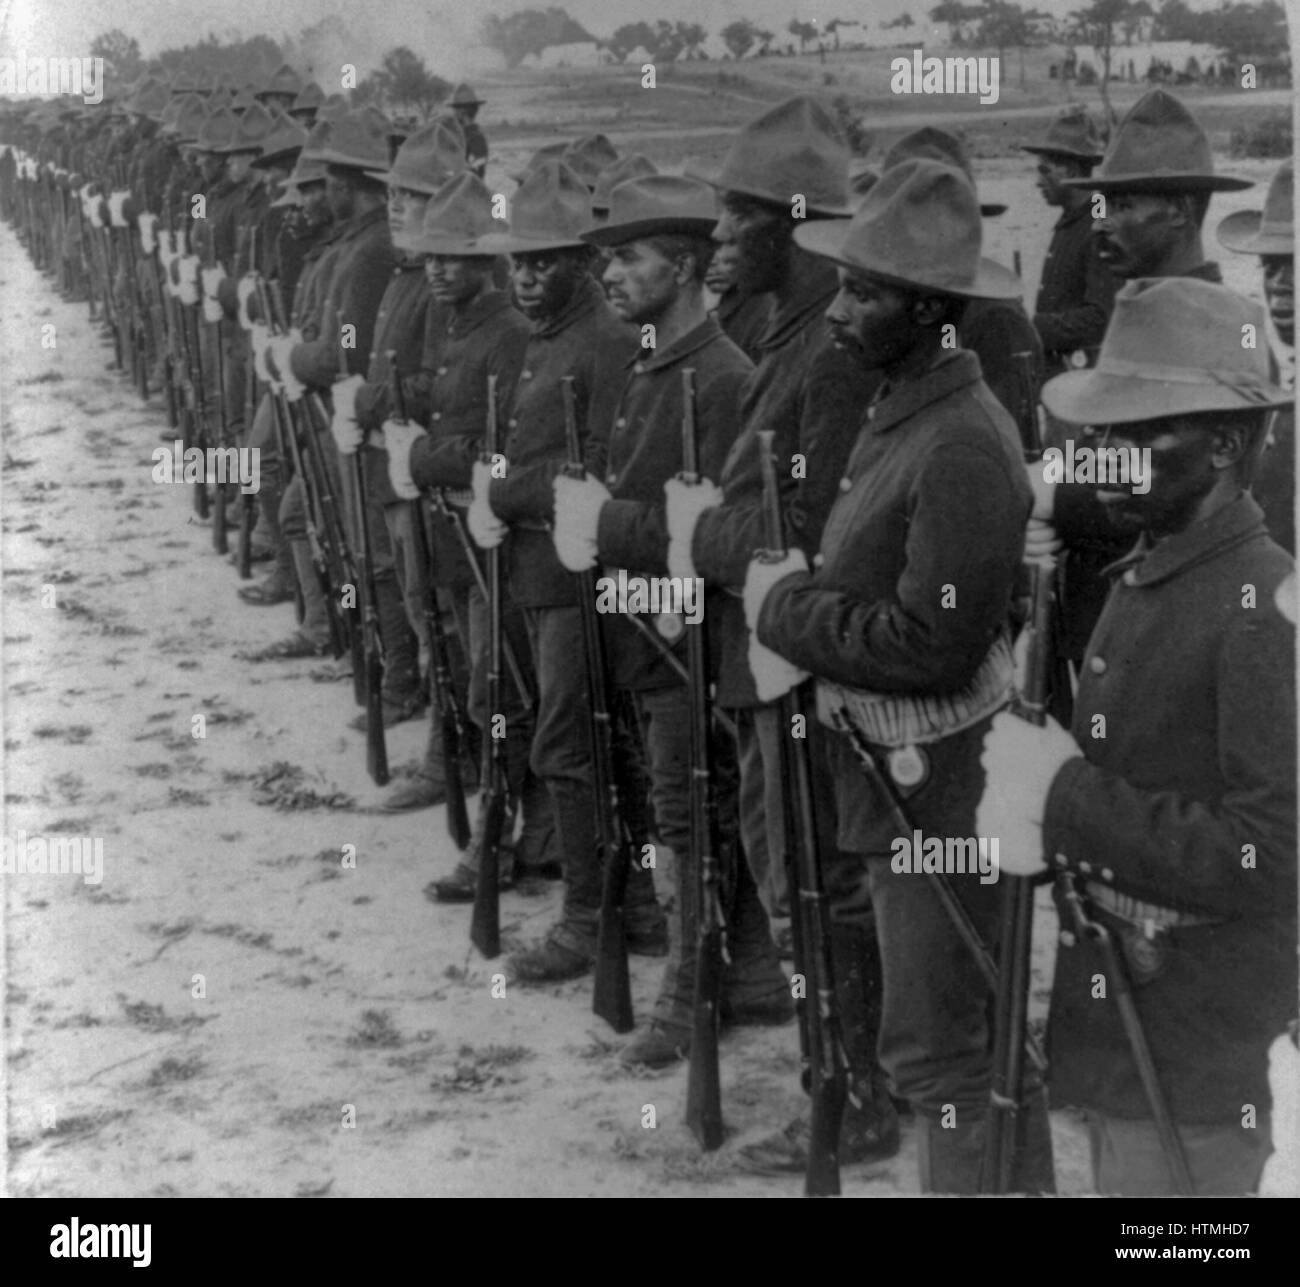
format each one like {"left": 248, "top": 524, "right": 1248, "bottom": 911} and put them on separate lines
{"left": 374, "top": 572, "right": 422, "bottom": 709}
{"left": 378, "top": 709, "right": 448, "bottom": 812}
{"left": 512, "top": 770, "right": 559, "bottom": 875}
{"left": 916, "top": 1111, "right": 988, "bottom": 1194}
{"left": 287, "top": 538, "right": 332, "bottom": 648}
{"left": 722, "top": 856, "right": 794, "bottom": 1026}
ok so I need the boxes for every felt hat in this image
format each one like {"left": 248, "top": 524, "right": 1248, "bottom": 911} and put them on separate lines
{"left": 219, "top": 101, "right": 274, "bottom": 154}
{"left": 562, "top": 133, "right": 619, "bottom": 189}
{"left": 1217, "top": 159, "right": 1293, "bottom": 256}
{"left": 1062, "top": 89, "right": 1251, "bottom": 194}
{"left": 591, "top": 153, "right": 657, "bottom": 214}
{"left": 290, "top": 81, "right": 325, "bottom": 118}
{"left": 364, "top": 118, "right": 467, "bottom": 192}
{"left": 475, "top": 159, "right": 592, "bottom": 253}
{"left": 510, "top": 139, "right": 569, "bottom": 185}
{"left": 1042, "top": 276, "right": 1289, "bottom": 424}
{"left": 1021, "top": 105, "right": 1106, "bottom": 163}
{"left": 450, "top": 82, "right": 484, "bottom": 107}
{"left": 258, "top": 63, "right": 303, "bottom": 100}
{"left": 883, "top": 127, "right": 1007, "bottom": 216}
{"left": 252, "top": 114, "right": 308, "bottom": 169}
{"left": 310, "top": 108, "right": 390, "bottom": 172}
{"left": 582, "top": 174, "right": 717, "bottom": 245}
{"left": 194, "top": 105, "right": 238, "bottom": 153}
{"left": 409, "top": 170, "right": 501, "bottom": 254}
{"left": 792, "top": 157, "right": 1021, "bottom": 300}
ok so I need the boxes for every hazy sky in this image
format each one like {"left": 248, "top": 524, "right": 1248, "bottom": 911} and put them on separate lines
{"left": 0, "top": 0, "right": 1245, "bottom": 72}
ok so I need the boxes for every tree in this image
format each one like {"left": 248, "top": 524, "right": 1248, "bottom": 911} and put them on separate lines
{"left": 90, "top": 29, "right": 144, "bottom": 83}
{"left": 480, "top": 8, "right": 594, "bottom": 69}
{"left": 720, "top": 18, "right": 759, "bottom": 59}
{"left": 928, "top": 3, "right": 985, "bottom": 45}
{"left": 374, "top": 46, "right": 449, "bottom": 119}
{"left": 1070, "top": 0, "right": 1135, "bottom": 124}
{"left": 787, "top": 19, "right": 819, "bottom": 53}
{"left": 882, "top": 13, "right": 915, "bottom": 30}
{"left": 1121, "top": 0, "right": 1153, "bottom": 43}
{"left": 607, "top": 21, "right": 657, "bottom": 62}
{"left": 756, "top": 28, "right": 777, "bottom": 54}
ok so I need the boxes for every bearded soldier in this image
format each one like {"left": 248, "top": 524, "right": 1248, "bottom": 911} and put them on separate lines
{"left": 981, "top": 278, "right": 1296, "bottom": 1195}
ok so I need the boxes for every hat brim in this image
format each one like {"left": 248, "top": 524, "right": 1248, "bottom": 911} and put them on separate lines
{"left": 1062, "top": 173, "right": 1253, "bottom": 193}
{"left": 1043, "top": 367, "right": 1290, "bottom": 425}
{"left": 684, "top": 161, "right": 854, "bottom": 219}
{"left": 1216, "top": 209, "right": 1292, "bottom": 256}
{"left": 361, "top": 167, "right": 448, "bottom": 194}
{"left": 981, "top": 202, "right": 1008, "bottom": 217}
{"left": 252, "top": 146, "right": 302, "bottom": 169}
{"left": 1020, "top": 144, "right": 1104, "bottom": 163}
{"left": 270, "top": 188, "right": 301, "bottom": 208}
{"left": 406, "top": 234, "right": 498, "bottom": 257}
{"left": 314, "top": 148, "right": 389, "bottom": 172}
{"left": 792, "top": 219, "right": 1023, "bottom": 300}
{"left": 473, "top": 231, "right": 589, "bottom": 254}
{"left": 581, "top": 214, "right": 718, "bottom": 246}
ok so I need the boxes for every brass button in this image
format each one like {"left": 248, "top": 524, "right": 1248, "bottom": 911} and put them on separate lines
{"left": 508, "top": 418, "right": 518, "bottom": 428}
{"left": 812, "top": 553, "right": 824, "bottom": 569}
{"left": 521, "top": 369, "right": 532, "bottom": 380}
{"left": 436, "top": 366, "right": 447, "bottom": 377}
{"left": 838, "top": 477, "right": 852, "bottom": 493}
{"left": 1089, "top": 655, "right": 1106, "bottom": 675}
{"left": 431, "top": 412, "right": 441, "bottom": 422}
{"left": 615, "top": 417, "right": 626, "bottom": 428}
{"left": 606, "top": 473, "right": 616, "bottom": 485}
{"left": 1122, "top": 568, "right": 1139, "bottom": 586}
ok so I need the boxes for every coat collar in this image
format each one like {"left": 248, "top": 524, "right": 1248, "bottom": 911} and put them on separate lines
{"left": 1105, "top": 492, "right": 1270, "bottom": 588}
{"left": 531, "top": 273, "right": 606, "bottom": 339}
{"left": 756, "top": 254, "right": 838, "bottom": 351}
{"left": 447, "top": 288, "right": 514, "bottom": 338}
{"left": 624, "top": 316, "right": 727, "bottom": 373}
{"left": 867, "top": 350, "right": 983, "bottom": 436}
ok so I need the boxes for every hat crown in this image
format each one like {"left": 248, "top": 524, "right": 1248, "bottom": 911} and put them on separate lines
{"left": 388, "top": 120, "right": 468, "bottom": 190}
{"left": 256, "top": 114, "right": 307, "bottom": 163}
{"left": 592, "top": 153, "right": 658, "bottom": 210}
{"left": 262, "top": 63, "right": 303, "bottom": 97}
{"left": 1261, "top": 159, "right": 1294, "bottom": 234}
{"left": 418, "top": 170, "right": 499, "bottom": 246}
{"left": 839, "top": 158, "right": 984, "bottom": 293}
{"left": 292, "top": 81, "right": 325, "bottom": 112}
{"left": 1099, "top": 88, "right": 1214, "bottom": 185}
{"left": 320, "top": 108, "right": 390, "bottom": 171}
{"left": 197, "top": 105, "right": 238, "bottom": 150}
{"left": 884, "top": 126, "right": 977, "bottom": 185}
{"left": 509, "top": 159, "right": 592, "bottom": 241}
{"left": 600, "top": 174, "right": 717, "bottom": 234}
{"left": 451, "top": 82, "right": 481, "bottom": 105}
{"left": 1042, "top": 105, "right": 1103, "bottom": 158}
{"left": 174, "top": 95, "right": 208, "bottom": 141}
{"left": 230, "top": 101, "right": 274, "bottom": 150}
{"left": 715, "top": 94, "right": 849, "bottom": 214}
{"left": 562, "top": 133, "right": 620, "bottom": 187}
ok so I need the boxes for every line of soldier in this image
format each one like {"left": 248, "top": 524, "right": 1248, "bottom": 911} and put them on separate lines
{"left": 2, "top": 74, "right": 1294, "bottom": 1197}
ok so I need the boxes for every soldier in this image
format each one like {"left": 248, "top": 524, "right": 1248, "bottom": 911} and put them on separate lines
{"left": 589, "top": 153, "right": 656, "bottom": 224}
{"left": 1218, "top": 159, "right": 1294, "bottom": 554}
{"left": 448, "top": 84, "right": 488, "bottom": 178}
{"left": 1026, "top": 88, "right": 1256, "bottom": 691}
{"left": 257, "top": 63, "right": 302, "bottom": 115}
{"left": 1021, "top": 105, "right": 1117, "bottom": 374}
{"left": 464, "top": 161, "right": 645, "bottom": 981}
{"left": 981, "top": 278, "right": 1296, "bottom": 1195}
{"left": 554, "top": 174, "right": 788, "bottom": 1060}
{"left": 382, "top": 172, "right": 557, "bottom": 880}
{"left": 560, "top": 134, "right": 619, "bottom": 194}
{"left": 703, "top": 241, "right": 771, "bottom": 363}
{"left": 668, "top": 97, "right": 896, "bottom": 1163}
{"left": 747, "top": 159, "right": 1041, "bottom": 1191}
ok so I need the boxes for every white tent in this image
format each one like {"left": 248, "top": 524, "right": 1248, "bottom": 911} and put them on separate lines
{"left": 522, "top": 41, "right": 603, "bottom": 70}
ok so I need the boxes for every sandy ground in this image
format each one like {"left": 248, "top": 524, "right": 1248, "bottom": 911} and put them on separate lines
{"left": 0, "top": 138, "right": 1284, "bottom": 1198}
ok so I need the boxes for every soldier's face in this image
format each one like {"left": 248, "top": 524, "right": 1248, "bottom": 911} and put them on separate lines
{"left": 1093, "top": 192, "right": 1183, "bottom": 278}
{"left": 1035, "top": 156, "right": 1074, "bottom": 207}
{"left": 510, "top": 249, "right": 586, "bottom": 320}
{"left": 300, "top": 181, "right": 329, "bottom": 223}
{"left": 226, "top": 152, "right": 255, "bottom": 183}
{"left": 602, "top": 239, "right": 680, "bottom": 325}
{"left": 1262, "top": 255, "right": 1294, "bottom": 347}
{"left": 426, "top": 255, "right": 493, "bottom": 306}
{"left": 200, "top": 152, "right": 224, "bottom": 183}
{"left": 388, "top": 185, "right": 430, "bottom": 248}
{"left": 826, "top": 268, "right": 919, "bottom": 368}
{"left": 714, "top": 194, "right": 790, "bottom": 295}
{"left": 325, "top": 173, "right": 356, "bottom": 221}
{"left": 705, "top": 242, "right": 739, "bottom": 296}
{"left": 1085, "top": 416, "right": 1225, "bottom": 538}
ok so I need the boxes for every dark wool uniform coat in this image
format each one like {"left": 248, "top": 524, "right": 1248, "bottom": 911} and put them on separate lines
{"left": 487, "top": 275, "right": 638, "bottom": 609}
{"left": 690, "top": 256, "right": 881, "bottom": 709}
{"left": 404, "top": 289, "right": 530, "bottom": 590}
{"left": 1033, "top": 201, "right": 1118, "bottom": 373}
{"left": 757, "top": 348, "right": 1032, "bottom": 852}
{"left": 1043, "top": 494, "right": 1297, "bottom": 1124}
{"left": 593, "top": 316, "right": 753, "bottom": 692}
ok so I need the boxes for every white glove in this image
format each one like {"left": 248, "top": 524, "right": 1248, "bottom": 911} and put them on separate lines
{"left": 1258, "top": 1028, "right": 1299, "bottom": 1196}
{"left": 384, "top": 418, "right": 426, "bottom": 501}
{"left": 552, "top": 473, "right": 610, "bottom": 573}
{"left": 331, "top": 372, "right": 365, "bottom": 422}
{"left": 157, "top": 227, "right": 175, "bottom": 262}
{"left": 108, "top": 189, "right": 130, "bottom": 227}
{"left": 77, "top": 182, "right": 95, "bottom": 219}
{"left": 137, "top": 211, "right": 158, "bottom": 254}
{"left": 664, "top": 476, "right": 722, "bottom": 581}
{"left": 236, "top": 276, "right": 258, "bottom": 330}
{"left": 975, "top": 710, "right": 1079, "bottom": 877}
{"left": 747, "top": 634, "right": 809, "bottom": 704}
{"left": 1024, "top": 516, "right": 1064, "bottom": 561}
{"left": 200, "top": 265, "right": 226, "bottom": 323}
{"left": 177, "top": 255, "right": 200, "bottom": 306}
{"left": 331, "top": 401, "right": 365, "bottom": 455}
{"left": 468, "top": 458, "right": 507, "bottom": 550}
{"left": 269, "top": 334, "right": 304, "bottom": 402}
{"left": 250, "top": 323, "right": 274, "bottom": 386}
{"left": 743, "top": 549, "right": 808, "bottom": 632}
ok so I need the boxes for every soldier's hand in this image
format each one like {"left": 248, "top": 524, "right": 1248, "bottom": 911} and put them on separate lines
{"left": 384, "top": 419, "right": 426, "bottom": 501}
{"left": 664, "top": 476, "right": 721, "bottom": 581}
{"left": 1024, "top": 516, "right": 1063, "bottom": 560}
{"left": 742, "top": 549, "right": 808, "bottom": 632}
{"left": 468, "top": 459, "right": 507, "bottom": 550}
{"left": 331, "top": 372, "right": 365, "bottom": 422}
{"left": 552, "top": 473, "right": 610, "bottom": 572}
{"left": 1025, "top": 457, "right": 1056, "bottom": 522}
{"left": 976, "top": 710, "right": 1079, "bottom": 876}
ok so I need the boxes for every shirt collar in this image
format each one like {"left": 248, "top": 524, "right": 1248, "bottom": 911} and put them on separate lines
{"left": 756, "top": 255, "right": 839, "bottom": 351}
{"left": 868, "top": 350, "right": 983, "bottom": 435}
{"left": 1103, "top": 492, "right": 1270, "bottom": 588}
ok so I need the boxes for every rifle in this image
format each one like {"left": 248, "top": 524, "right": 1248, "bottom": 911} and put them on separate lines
{"left": 755, "top": 427, "right": 847, "bottom": 1192}
{"left": 257, "top": 275, "right": 350, "bottom": 660}
{"left": 389, "top": 352, "right": 471, "bottom": 850}
{"left": 682, "top": 370, "right": 726, "bottom": 1151}
{"left": 236, "top": 228, "right": 259, "bottom": 580}
{"left": 559, "top": 375, "right": 633, "bottom": 1034}
{"left": 337, "top": 324, "right": 388, "bottom": 786}
{"left": 471, "top": 372, "right": 507, "bottom": 960}
{"left": 182, "top": 228, "right": 213, "bottom": 522}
